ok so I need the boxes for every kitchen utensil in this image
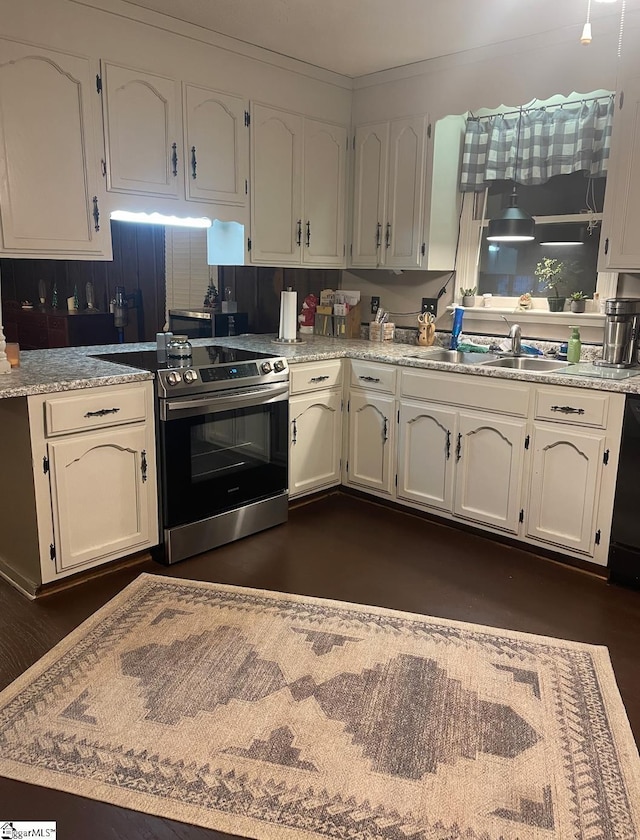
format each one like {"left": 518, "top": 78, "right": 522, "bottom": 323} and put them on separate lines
{"left": 417, "top": 312, "right": 436, "bottom": 346}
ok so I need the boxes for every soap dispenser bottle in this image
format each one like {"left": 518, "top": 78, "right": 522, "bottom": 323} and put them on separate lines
{"left": 567, "top": 326, "right": 581, "bottom": 364}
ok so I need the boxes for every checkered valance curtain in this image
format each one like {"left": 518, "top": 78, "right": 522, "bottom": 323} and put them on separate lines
{"left": 459, "top": 98, "right": 614, "bottom": 193}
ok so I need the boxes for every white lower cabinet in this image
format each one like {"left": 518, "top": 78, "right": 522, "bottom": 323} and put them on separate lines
{"left": 347, "top": 390, "right": 395, "bottom": 495}
{"left": 397, "top": 401, "right": 456, "bottom": 511}
{"left": 526, "top": 424, "right": 605, "bottom": 555}
{"left": 289, "top": 390, "right": 343, "bottom": 498}
{"left": 48, "top": 424, "right": 154, "bottom": 572}
{"left": 453, "top": 412, "right": 526, "bottom": 533}
{"left": 30, "top": 381, "right": 158, "bottom": 589}
{"left": 288, "top": 360, "right": 344, "bottom": 499}
{"left": 397, "top": 401, "right": 526, "bottom": 532}
{"left": 394, "top": 368, "right": 623, "bottom": 564}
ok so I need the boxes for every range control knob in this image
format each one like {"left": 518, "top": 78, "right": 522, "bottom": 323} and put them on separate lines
{"left": 261, "top": 362, "right": 273, "bottom": 374}
{"left": 183, "top": 369, "right": 198, "bottom": 383}
{"left": 167, "top": 371, "right": 182, "bottom": 386}
{"left": 273, "top": 359, "right": 286, "bottom": 372}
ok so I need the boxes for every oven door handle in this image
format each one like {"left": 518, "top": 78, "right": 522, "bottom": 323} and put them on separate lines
{"left": 160, "top": 383, "right": 289, "bottom": 420}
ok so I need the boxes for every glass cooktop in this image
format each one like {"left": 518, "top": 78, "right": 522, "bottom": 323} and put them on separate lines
{"left": 95, "top": 345, "right": 275, "bottom": 373}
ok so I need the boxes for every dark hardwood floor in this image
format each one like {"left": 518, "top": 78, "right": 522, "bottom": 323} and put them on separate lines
{"left": 1, "top": 493, "right": 639, "bottom": 838}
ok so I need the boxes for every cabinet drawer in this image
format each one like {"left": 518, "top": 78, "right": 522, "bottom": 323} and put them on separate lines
{"left": 350, "top": 360, "right": 397, "bottom": 393}
{"left": 290, "top": 359, "right": 343, "bottom": 394}
{"left": 534, "top": 388, "right": 609, "bottom": 428}
{"left": 401, "top": 369, "right": 530, "bottom": 417}
{"left": 45, "top": 386, "right": 148, "bottom": 436}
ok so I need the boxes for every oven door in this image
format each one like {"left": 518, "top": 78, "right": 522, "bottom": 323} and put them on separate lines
{"left": 159, "top": 383, "right": 288, "bottom": 528}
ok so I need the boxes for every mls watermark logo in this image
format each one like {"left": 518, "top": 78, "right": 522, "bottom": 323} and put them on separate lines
{"left": 1, "top": 824, "right": 56, "bottom": 839}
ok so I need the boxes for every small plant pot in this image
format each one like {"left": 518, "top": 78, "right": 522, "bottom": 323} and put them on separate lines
{"left": 462, "top": 295, "right": 476, "bottom": 307}
{"left": 547, "top": 297, "right": 566, "bottom": 313}
{"left": 570, "top": 300, "right": 586, "bottom": 313}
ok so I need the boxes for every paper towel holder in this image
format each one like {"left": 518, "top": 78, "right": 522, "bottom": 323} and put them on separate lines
{"left": 273, "top": 286, "right": 306, "bottom": 344}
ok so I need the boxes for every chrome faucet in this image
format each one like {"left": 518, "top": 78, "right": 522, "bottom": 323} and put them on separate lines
{"left": 509, "top": 323, "right": 522, "bottom": 356}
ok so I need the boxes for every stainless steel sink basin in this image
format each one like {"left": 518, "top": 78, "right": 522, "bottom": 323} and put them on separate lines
{"left": 409, "top": 349, "right": 497, "bottom": 365}
{"left": 480, "top": 356, "right": 569, "bottom": 371}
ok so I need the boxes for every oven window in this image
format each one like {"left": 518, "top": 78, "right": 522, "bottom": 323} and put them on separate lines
{"left": 162, "top": 400, "right": 288, "bottom": 528}
{"left": 191, "top": 411, "right": 270, "bottom": 483}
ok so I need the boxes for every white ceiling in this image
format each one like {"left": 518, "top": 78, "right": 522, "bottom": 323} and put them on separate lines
{"left": 121, "top": 0, "right": 635, "bottom": 77}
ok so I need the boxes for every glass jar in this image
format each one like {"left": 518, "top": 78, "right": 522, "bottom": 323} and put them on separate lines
{"left": 167, "top": 335, "right": 192, "bottom": 359}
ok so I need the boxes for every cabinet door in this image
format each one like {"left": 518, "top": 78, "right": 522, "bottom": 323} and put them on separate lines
{"left": 526, "top": 424, "right": 604, "bottom": 555}
{"left": 453, "top": 412, "right": 526, "bottom": 533}
{"left": 102, "top": 62, "right": 181, "bottom": 198}
{"left": 250, "top": 103, "right": 302, "bottom": 264}
{"left": 0, "top": 40, "right": 109, "bottom": 257}
{"left": 384, "top": 116, "right": 427, "bottom": 269}
{"left": 302, "top": 119, "right": 347, "bottom": 266}
{"left": 398, "top": 401, "right": 456, "bottom": 511}
{"left": 290, "top": 390, "right": 342, "bottom": 498}
{"left": 351, "top": 122, "right": 388, "bottom": 267}
{"left": 599, "top": 79, "right": 640, "bottom": 271}
{"left": 184, "top": 83, "right": 248, "bottom": 205}
{"left": 48, "top": 424, "right": 156, "bottom": 572}
{"left": 347, "top": 391, "right": 395, "bottom": 495}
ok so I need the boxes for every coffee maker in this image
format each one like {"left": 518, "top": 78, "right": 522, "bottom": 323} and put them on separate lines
{"left": 594, "top": 298, "right": 640, "bottom": 368}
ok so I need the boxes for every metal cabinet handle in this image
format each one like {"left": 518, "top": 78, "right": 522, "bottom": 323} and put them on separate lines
{"left": 385, "top": 222, "right": 391, "bottom": 248}
{"left": 375, "top": 222, "right": 382, "bottom": 248}
{"left": 171, "top": 142, "right": 178, "bottom": 177}
{"left": 550, "top": 405, "right": 585, "bottom": 415}
{"left": 310, "top": 375, "right": 330, "bottom": 383}
{"left": 92, "top": 196, "right": 100, "bottom": 232}
{"left": 359, "top": 375, "right": 381, "bottom": 383}
{"left": 456, "top": 432, "right": 462, "bottom": 461}
{"left": 84, "top": 407, "right": 120, "bottom": 418}
{"left": 141, "top": 449, "right": 148, "bottom": 483}
{"left": 446, "top": 430, "right": 451, "bottom": 460}
{"left": 383, "top": 417, "right": 388, "bottom": 442}
{"left": 292, "top": 418, "right": 297, "bottom": 445}
{"left": 191, "top": 145, "right": 197, "bottom": 179}
{"left": 306, "top": 220, "right": 311, "bottom": 247}
{"left": 296, "top": 220, "right": 302, "bottom": 247}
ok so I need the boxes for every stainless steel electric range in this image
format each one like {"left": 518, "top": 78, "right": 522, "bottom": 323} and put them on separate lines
{"left": 97, "top": 344, "right": 289, "bottom": 564}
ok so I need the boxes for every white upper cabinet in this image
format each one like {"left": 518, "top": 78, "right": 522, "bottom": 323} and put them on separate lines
{"left": 351, "top": 116, "right": 427, "bottom": 269}
{"left": 599, "top": 79, "right": 640, "bottom": 271}
{"left": 351, "top": 122, "right": 389, "bottom": 267}
{"left": 302, "top": 118, "right": 347, "bottom": 265}
{"left": 251, "top": 103, "right": 303, "bottom": 264}
{"left": 250, "top": 103, "right": 347, "bottom": 267}
{"left": 0, "top": 39, "right": 110, "bottom": 259}
{"left": 385, "top": 117, "right": 427, "bottom": 268}
{"left": 102, "top": 62, "right": 181, "bottom": 198}
{"left": 183, "top": 83, "right": 248, "bottom": 206}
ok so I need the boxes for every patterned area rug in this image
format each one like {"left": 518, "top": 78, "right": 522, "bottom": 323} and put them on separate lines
{"left": 0, "top": 574, "right": 639, "bottom": 839}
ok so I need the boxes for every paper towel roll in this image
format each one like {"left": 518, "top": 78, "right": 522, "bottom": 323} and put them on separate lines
{"left": 278, "top": 290, "right": 297, "bottom": 341}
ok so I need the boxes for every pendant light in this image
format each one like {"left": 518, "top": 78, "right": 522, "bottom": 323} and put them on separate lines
{"left": 538, "top": 223, "right": 586, "bottom": 245}
{"left": 486, "top": 109, "right": 536, "bottom": 243}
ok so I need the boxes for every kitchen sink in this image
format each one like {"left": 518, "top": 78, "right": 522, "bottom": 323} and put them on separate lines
{"left": 480, "top": 356, "right": 569, "bottom": 371}
{"left": 409, "top": 349, "right": 497, "bottom": 365}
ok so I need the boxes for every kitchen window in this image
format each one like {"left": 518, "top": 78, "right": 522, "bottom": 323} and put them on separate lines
{"left": 455, "top": 92, "right": 617, "bottom": 311}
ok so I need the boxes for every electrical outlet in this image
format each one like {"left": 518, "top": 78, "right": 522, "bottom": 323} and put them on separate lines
{"left": 371, "top": 296, "right": 380, "bottom": 315}
{"left": 421, "top": 298, "right": 438, "bottom": 316}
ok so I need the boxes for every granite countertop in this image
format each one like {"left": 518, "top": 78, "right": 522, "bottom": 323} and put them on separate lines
{"left": 2, "top": 334, "right": 640, "bottom": 399}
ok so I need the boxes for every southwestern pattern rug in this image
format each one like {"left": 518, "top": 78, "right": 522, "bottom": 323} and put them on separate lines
{"left": 0, "top": 574, "right": 639, "bottom": 839}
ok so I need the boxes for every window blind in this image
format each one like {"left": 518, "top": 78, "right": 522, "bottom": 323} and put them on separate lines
{"left": 164, "top": 228, "right": 217, "bottom": 316}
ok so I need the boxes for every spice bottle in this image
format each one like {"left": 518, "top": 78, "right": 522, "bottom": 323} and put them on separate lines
{"left": 567, "top": 326, "right": 581, "bottom": 364}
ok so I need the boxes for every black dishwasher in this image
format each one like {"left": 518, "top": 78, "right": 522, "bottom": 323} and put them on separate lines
{"left": 609, "top": 395, "right": 640, "bottom": 588}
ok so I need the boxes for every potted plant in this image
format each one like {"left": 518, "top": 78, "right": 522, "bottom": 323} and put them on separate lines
{"left": 569, "top": 291, "right": 588, "bottom": 313}
{"left": 535, "top": 258, "right": 566, "bottom": 312}
{"left": 460, "top": 286, "right": 477, "bottom": 307}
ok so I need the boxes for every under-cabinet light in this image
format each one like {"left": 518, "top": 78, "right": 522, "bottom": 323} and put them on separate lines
{"left": 110, "top": 210, "right": 212, "bottom": 228}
